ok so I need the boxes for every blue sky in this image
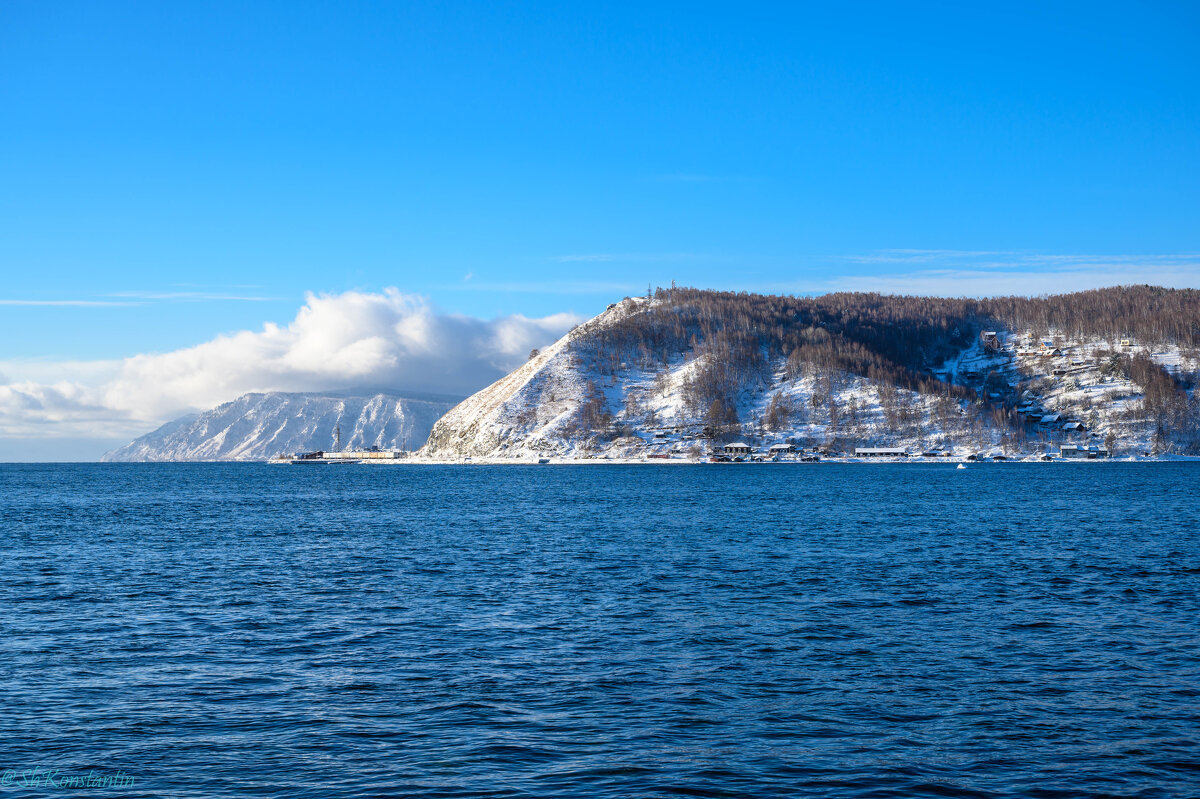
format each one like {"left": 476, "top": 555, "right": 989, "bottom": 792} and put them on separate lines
{"left": 1, "top": 1, "right": 1198, "bottom": 456}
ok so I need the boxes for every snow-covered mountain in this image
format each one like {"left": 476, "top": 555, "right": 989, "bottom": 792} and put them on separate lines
{"left": 421, "top": 296, "right": 976, "bottom": 459}
{"left": 103, "top": 391, "right": 458, "bottom": 462}
{"left": 421, "top": 299, "right": 636, "bottom": 458}
{"left": 422, "top": 289, "right": 1200, "bottom": 459}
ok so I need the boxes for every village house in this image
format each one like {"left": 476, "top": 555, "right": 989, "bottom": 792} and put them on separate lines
{"left": 855, "top": 447, "right": 909, "bottom": 457}
{"left": 723, "top": 442, "right": 752, "bottom": 455}
{"left": 768, "top": 443, "right": 796, "bottom": 455}
{"left": 1060, "top": 444, "right": 1110, "bottom": 459}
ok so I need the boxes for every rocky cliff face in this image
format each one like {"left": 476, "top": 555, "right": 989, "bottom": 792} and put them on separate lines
{"left": 103, "top": 391, "right": 458, "bottom": 461}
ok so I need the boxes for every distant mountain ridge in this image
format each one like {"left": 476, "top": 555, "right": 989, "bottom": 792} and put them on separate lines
{"left": 103, "top": 391, "right": 459, "bottom": 462}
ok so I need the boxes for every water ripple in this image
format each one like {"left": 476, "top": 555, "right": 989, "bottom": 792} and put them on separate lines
{"left": 0, "top": 463, "right": 1198, "bottom": 798}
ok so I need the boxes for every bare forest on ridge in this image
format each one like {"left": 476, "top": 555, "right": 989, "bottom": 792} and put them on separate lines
{"left": 562, "top": 286, "right": 1200, "bottom": 453}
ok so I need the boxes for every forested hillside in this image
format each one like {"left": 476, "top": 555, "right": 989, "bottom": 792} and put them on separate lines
{"left": 422, "top": 287, "right": 1200, "bottom": 459}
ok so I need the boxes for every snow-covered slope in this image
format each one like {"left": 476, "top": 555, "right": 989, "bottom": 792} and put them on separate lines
{"left": 422, "top": 294, "right": 1200, "bottom": 460}
{"left": 103, "top": 391, "right": 458, "bottom": 462}
{"left": 939, "top": 331, "right": 1200, "bottom": 456}
{"left": 422, "top": 296, "right": 963, "bottom": 459}
{"left": 421, "top": 306, "right": 962, "bottom": 459}
{"left": 422, "top": 300, "right": 635, "bottom": 457}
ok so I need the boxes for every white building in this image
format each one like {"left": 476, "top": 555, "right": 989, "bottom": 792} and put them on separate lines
{"left": 855, "top": 447, "right": 908, "bottom": 457}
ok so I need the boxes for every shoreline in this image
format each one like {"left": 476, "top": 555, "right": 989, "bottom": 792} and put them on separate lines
{"left": 359, "top": 453, "right": 1200, "bottom": 466}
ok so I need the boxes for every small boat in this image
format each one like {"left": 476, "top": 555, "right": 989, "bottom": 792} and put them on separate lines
{"left": 956, "top": 463, "right": 967, "bottom": 470}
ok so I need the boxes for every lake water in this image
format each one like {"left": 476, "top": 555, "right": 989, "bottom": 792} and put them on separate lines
{"left": 1, "top": 463, "right": 1198, "bottom": 798}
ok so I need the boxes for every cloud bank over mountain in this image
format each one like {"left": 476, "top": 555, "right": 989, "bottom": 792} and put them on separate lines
{"left": 0, "top": 289, "right": 580, "bottom": 443}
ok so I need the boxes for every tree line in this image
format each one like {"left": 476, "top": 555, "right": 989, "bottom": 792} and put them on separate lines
{"left": 561, "top": 285, "right": 1199, "bottom": 448}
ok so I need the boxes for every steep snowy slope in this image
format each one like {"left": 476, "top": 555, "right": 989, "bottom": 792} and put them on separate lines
{"left": 103, "top": 391, "right": 458, "bottom": 461}
{"left": 422, "top": 291, "right": 1200, "bottom": 459}
{"left": 422, "top": 300, "right": 638, "bottom": 457}
{"left": 421, "top": 296, "right": 975, "bottom": 459}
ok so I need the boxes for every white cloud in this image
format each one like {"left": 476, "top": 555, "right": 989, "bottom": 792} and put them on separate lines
{"left": 0, "top": 288, "right": 581, "bottom": 440}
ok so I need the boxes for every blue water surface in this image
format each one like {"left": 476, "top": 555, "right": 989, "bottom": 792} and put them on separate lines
{"left": 1, "top": 463, "right": 1198, "bottom": 798}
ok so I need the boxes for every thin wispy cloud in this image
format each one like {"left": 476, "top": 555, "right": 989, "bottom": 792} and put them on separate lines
{"left": 840, "top": 249, "right": 1009, "bottom": 264}
{"left": 840, "top": 249, "right": 1200, "bottom": 269}
{"left": 106, "top": 291, "right": 279, "bottom": 302}
{"left": 1034, "top": 253, "right": 1200, "bottom": 266}
{"left": 818, "top": 250, "right": 1200, "bottom": 297}
{"left": 440, "top": 280, "right": 640, "bottom": 295}
{"left": 0, "top": 299, "right": 140, "bottom": 307}
{"left": 1, "top": 292, "right": 280, "bottom": 306}
{"left": 553, "top": 254, "right": 621, "bottom": 263}
{"left": 171, "top": 282, "right": 265, "bottom": 289}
